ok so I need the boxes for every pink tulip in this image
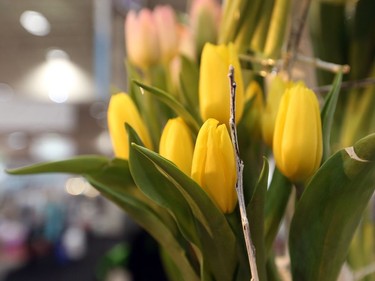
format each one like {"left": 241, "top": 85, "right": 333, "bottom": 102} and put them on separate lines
{"left": 125, "top": 9, "right": 160, "bottom": 70}
{"left": 189, "top": 0, "right": 221, "bottom": 54}
{"left": 190, "top": 0, "right": 221, "bottom": 26}
{"left": 178, "top": 25, "right": 196, "bottom": 61}
{"left": 153, "top": 5, "right": 180, "bottom": 64}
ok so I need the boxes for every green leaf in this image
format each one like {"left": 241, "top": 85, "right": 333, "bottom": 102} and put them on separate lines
{"left": 320, "top": 71, "right": 343, "bottom": 161}
{"left": 125, "top": 59, "right": 143, "bottom": 111}
{"left": 132, "top": 80, "right": 201, "bottom": 134}
{"left": 7, "top": 156, "right": 198, "bottom": 281}
{"left": 289, "top": 133, "right": 375, "bottom": 281}
{"left": 6, "top": 155, "right": 109, "bottom": 175}
{"left": 264, "top": 168, "right": 292, "bottom": 254}
{"left": 219, "top": 0, "right": 248, "bottom": 43}
{"left": 128, "top": 126, "right": 201, "bottom": 247}
{"left": 128, "top": 126, "right": 237, "bottom": 281}
{"left": 179, "top": 55, "right": 201, "bottom": 121}
{"left": 86, "top": 162, "right": 199, "bottom": 281}
{"left": 263, "top": 0, "right": 292, "bottom": 59}
{"left": 125, "top": 61, "right": 163, "bottom": 146}
{"left": 233, "top": 0, "right": 263, "bottom": 53}
{"left": 93, "top": 186, "right": 198, "bottom": 281}
{"left": 247, "top": 158, "right": 269, "bottom": 281}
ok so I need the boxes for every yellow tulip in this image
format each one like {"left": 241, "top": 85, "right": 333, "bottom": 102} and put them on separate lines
{"left": 261, "top": 74, "right": 289, "bottom": 147}
{"left": 273, "top": 83, "right": 323, "bottom": 182}
{"left": 159, "top": 117, "right": 194, "bottom": 175}
{"left": 199, "top": 43, "right": 244, "bottom": 126}
{"left": 107, "top": 93, "right": 153, "bottom": 159}
{"left": 191, "top": 118, "right": 237, "bottom": 213}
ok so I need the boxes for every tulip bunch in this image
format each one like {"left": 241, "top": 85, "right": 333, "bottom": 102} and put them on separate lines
{"left": 7, "top": 1, "right": 375, "bottom": 281}
{"left": 107, "top": 42, "right": 240, "bottom": 214}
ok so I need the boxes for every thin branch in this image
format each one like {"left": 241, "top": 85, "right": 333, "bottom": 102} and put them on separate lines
{"left": 228, "top": 65, "right": 259, "bottom": 281}
{"left": 296, "top": 54, "right": 350, "bottom": 74}
{"left": 313, "top": 77, "right": 375, "bottom": 93}
{"left": 284, "top": 0, "right": 312, "bottom": 76}
{"left": 239, "top": 53, "right": 350, "bottom": 75}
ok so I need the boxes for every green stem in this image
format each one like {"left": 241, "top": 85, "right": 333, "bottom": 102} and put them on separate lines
{"left": 264, "top": 0, "right": 292, "bottom": 59}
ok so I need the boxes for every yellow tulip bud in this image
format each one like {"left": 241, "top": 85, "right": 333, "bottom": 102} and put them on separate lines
{"left": 107, "top": 93, "right": 153, "bottom": 159}
{"left": 244, "top": 80, "right": 264, "bottom": 136}
{"left": 199, "top": 43, "right": 244, "bottom": 126}
{"left": 191, "top": 118, "right": 237, "bottom": 213}
{"left": 273, "top": 83, "right": 323, "bottom": 182}
{"left": 261, "top": 74, "right": 289, "bottom": 147}
{"left": 159, "top": 117, "right": 194, "bottom": 175}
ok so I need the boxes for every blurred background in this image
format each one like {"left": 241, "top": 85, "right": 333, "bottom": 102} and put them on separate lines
{"left": 0, "top": 0, "right": 187, "bottom": 280}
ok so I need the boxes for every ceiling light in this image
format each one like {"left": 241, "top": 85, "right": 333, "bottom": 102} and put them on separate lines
{"left": 0, "top": 83, "right": 14, "bottom": 102}
{"left": 46, "top": 49, "right": 70, "bottom": 61}
{"left": 20, "top": 10, "right": 51, "bottom": 36}
{"left": 29, "top": 133, "right": 76, "bottom": 161}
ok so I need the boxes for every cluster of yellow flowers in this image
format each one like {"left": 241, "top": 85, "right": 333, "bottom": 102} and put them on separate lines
{"left": 108, "top": 3, "right": 323, "bottom": 214}
{"left": 107, "top": 89, "right": 238, "bottom": 213}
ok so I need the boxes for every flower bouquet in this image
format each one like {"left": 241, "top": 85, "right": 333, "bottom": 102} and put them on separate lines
{"left": 7, "top": 0, "right": 375, "bottom": 280}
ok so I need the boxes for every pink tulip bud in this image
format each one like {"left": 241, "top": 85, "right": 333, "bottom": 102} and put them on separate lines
{"left": 177, "top": 25, "right": 196, "bottom": 61}
{"left": 125, "top": 9, "right": 160, "bottom": 70}
{"left": 189, "top": 0, "right": 221, "bottom": 53}
{"left": 153, "top": 5, "right": 180, "bottom": 64}
{"left": 190, "top": 0, "right": 221, "bottom": 28}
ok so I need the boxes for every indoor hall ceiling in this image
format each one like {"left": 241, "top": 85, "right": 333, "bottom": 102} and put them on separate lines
{"left": 0, "top": 0, "right": 94, "bottom": 101}
{"left": 0, "top": 0, "right": 188, "bottom": 165}
{"left": 0, "top": 0, "right": 99, "bottom": 165}
{"left": 0, "top": 0, "right": 187, "bottom": 101}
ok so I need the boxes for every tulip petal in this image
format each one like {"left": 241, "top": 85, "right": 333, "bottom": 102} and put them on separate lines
{"left": 107, "top": 93, "right": 152, "bottom": 159}
{"left": 159, "top": 117, "right": 194, "bottom": 175}
{"left": 191, "top": 118, "right": 237, "bottom": 213}
{"left": 273, "top": 84, "right": 323, "bottom": 182}
{"left": 199, "top": 43, "right": 244, "bottom": 126}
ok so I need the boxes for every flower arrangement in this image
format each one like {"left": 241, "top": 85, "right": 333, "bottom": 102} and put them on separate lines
{"left": 7, "top": 0, "right": 375, "bottom": 280}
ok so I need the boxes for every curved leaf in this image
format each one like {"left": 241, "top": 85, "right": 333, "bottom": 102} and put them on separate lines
{"left": 179, "top": 55, "right": 200, "bottom": 118}
{"left": 132, "top": 80, "right": 201, "bottom": 134}
{"left": 320, "top": 71, "right": 343, "bottom": 161}
{"left": 128, "top": 126, "right": 237, "bottom": 281}
{"left": 6, "top": 155, "right": 109, "bottom": 175}
{"left": 264, "top": 168, "right": 292, "bottom": 254}
{"left": 247, "top": 158, "right": 269, "bottom": 281}
{"left": 289, "top": 133, "right": 375, "bottom": 281}
{"left": 7, "top": 156, "right": 198, "bottom": 281}
{"left": 128, "top": 128, "right": 201, "bottom": 248}
{"left": 84, "top": 158, "right": 199, "bottom": 281}
{"left": 86, "top": 168, "right": 199, "bottom": 281}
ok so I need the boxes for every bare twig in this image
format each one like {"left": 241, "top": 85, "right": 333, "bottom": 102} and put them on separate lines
{"left": 239, "top": 53, "right": 350, "bottom": 75}
{"left": 228, "top": 65, "right": 259, "bottom": 281}
{"left": 296, "top": 54, "right": 350, "bottom": 74}
{"left": 284, "top": 0, "right": 312, "bottom": 76}
{"left": 313, "top": 77, "right": 375, "bottom": 93}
